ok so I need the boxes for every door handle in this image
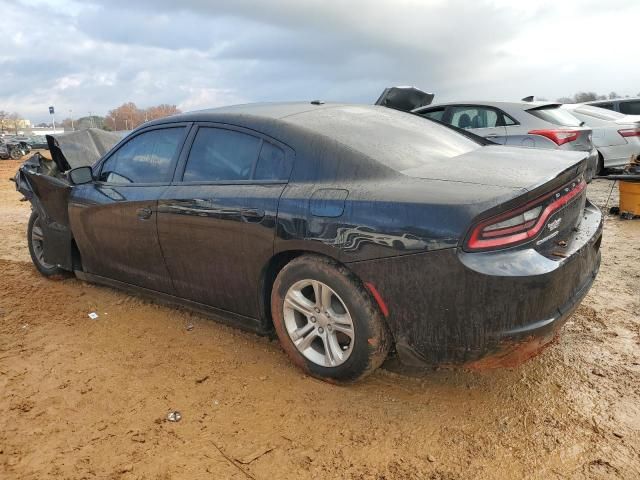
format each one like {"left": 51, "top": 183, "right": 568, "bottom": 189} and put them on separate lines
{"left": 137, "top": 207, "right": 153, "bottom": 220}
{"left": 241, "top": 208, "right": 265, "bottom": 220}
{"left": 485, "top": 133, "right": 499, "bottom": 138}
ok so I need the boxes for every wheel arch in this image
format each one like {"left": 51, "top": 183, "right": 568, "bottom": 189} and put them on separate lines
{"left": 258, "top": 249, "right": 390, "bottom": 335}
{"left": 596, "top": 150, "right": 605, "bottom": 175}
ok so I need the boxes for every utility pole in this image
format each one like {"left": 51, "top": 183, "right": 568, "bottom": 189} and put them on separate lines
{"left": 49, "top": 106, "right": 55, "bottom": 133}
{"left": 88, "top": 111, "right": 94, "bottom": 129}
{"left": 69, "top": 109, "right": 74, "bottom": 131}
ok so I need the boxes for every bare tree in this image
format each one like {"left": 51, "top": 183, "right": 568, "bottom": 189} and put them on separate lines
{"left": 0, "top": 110, "right": 8, "bottom": 133}
{"left": 573, "top": 92, "right": 599, "bottom": 103}
{"left": 105, "top": 102, "right": 182, "bottom": 131}
{"left": 8, "top": 112, "right": 21, "bottom": 134}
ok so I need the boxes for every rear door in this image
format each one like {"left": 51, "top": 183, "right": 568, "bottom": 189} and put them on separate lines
{"left": 68, "top": 124, "right": 189, "bottom": 292}
{"left": 445, "top": 105, "right": 508, "bottom": 144}
{"left": 157, "top": 124, "right": 293, "bottom": 319}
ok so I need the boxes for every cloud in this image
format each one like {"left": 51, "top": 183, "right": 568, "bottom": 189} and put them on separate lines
{"left": 1, "top": 0, "right": 639, "bottom": 123}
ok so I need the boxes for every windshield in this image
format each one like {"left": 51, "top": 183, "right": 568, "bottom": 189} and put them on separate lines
{"left": 527, "top": 106, "right": 582, "bottom": 127}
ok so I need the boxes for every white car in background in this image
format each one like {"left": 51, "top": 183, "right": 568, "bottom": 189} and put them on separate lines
{"left": 561, "top": 103, "right": 640, "bottom": 172}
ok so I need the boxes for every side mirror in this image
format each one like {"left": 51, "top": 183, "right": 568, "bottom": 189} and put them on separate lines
{"left": 68, "top": 166, "right": 94, "bottom": 185}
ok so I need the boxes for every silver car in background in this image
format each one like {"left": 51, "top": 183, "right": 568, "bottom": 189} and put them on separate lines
{"left": 561, "top": 103, "right": 640, "bottom": 171}
{"left": 585, "top": 97, "right": 640, "bottom": 116}
{"left": 412, "top": 101, "right": 599, "bottom": 180}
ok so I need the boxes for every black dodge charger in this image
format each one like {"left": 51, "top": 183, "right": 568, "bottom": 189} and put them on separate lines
{"left": 16, "top": 103, "right": 602, "bottom": 382}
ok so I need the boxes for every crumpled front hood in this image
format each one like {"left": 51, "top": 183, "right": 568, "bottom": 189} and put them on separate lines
{"left": 46, "top": 128, "right": 125, "bottom": 172}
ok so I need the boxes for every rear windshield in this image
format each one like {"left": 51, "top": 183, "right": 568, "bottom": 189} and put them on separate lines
{"left": 572, "top": 105, "right": 625, "bottom": 121}
{"left": 288, "top": 105, "right": 481, "bottom": 172}
{"left": 527, "top": 106, "right": 582, "bottom": 127}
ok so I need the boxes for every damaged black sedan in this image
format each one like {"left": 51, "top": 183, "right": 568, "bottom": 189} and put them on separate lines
{"left": 15, "top": 104, "right": 602, "bottom": 382}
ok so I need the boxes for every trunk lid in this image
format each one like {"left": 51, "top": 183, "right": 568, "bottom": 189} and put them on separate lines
{"left": 402, "top": 145, "right": 587, "bottom": 191}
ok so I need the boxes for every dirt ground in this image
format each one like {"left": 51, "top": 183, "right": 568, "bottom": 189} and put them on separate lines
{"left": 1, "top": 157, "right": 638, "bottom": 480}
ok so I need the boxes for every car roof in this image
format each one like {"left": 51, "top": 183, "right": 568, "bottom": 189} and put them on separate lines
{"left": 150, "top": 101, "right": 344, "bottom": 124}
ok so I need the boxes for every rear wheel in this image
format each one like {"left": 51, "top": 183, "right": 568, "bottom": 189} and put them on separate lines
{"left": 271, "top": 255, "right": 391, "bottom": 383}
{"left": 28, "top": 211, "right": 65, "bottom": 277}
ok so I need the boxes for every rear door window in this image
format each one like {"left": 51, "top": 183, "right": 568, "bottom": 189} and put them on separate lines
{"left": 619, "top": 100, "right": 640, "bottom": 115}
{"left": 254, "top": 141, "right": 291, "bottom": 181}
{"left": 449, "top": 106, "right": 499, "bottom": 129}
{"left": 419, "top": 108, "right": 445, "bottom": 122}
{"left": 99, "top": 127, "right": 184, "bottom": 184}
{"left": 526, "top": 106, "right": 582, "bottom": 127}
{"left": 183, "top": 127, "right": 261, "bottom": 182}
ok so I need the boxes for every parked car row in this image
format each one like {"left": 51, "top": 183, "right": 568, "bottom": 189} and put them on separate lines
{"left": 412, "top": 100, "right": 599, "bottom": 179}
{"left": 0, "top": 137, "right": 32, "bottom": 160}
{"left": 379, "top": 89, "right": 640, "bottom": 178}
{"left": 16, "top": 96, "right": 603, "bottom": 382}
{"left": 0, "top": 134, "right": 48, "bottom": 159}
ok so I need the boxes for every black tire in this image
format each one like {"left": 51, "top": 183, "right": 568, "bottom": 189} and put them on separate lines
{"left": 596, "top": 153, "right": 606, "bottom": 176}
{"left": 27, "top": 211, "right": 66, "bottom": 278}
{"left": 10, "top": 147, "right": 22, "bottom": 160}
{"left": 271, "top": 254, "right": 391, "bottom": 383}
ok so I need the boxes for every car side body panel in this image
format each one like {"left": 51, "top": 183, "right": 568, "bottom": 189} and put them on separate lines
{"left": 157, "top": 182, "right": 286, "bottom": 319}
{"left": 68, "top": 183, "right": 175, "bottom": 293}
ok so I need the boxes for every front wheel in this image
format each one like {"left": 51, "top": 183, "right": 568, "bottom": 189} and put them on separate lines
{"left": 10, "top": 147, "right": 22, "bottom": 160}
{"left": 271, "top": 255, "right": 391, "bottom": 383}
{"left": 28, "top": 211, "right": 66, "bottom": 277}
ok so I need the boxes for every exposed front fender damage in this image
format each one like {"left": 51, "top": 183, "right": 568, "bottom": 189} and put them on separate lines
{"left": 15, "top": 155, "right": 75, "bottom": 271}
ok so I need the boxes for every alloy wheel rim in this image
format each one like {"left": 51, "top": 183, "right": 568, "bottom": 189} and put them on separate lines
{"left": 283, "top": 279, "right": 355, "bottom": 367}
{"left": 31, "top": 216, "right": 55, "bottom": 269}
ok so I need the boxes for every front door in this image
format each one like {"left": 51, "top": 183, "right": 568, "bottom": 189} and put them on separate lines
{"left": 68, "top": 125, "right": 189, "bottom": 292}
{"left": 157, "top": 124, "right": 293, "bottom": 319}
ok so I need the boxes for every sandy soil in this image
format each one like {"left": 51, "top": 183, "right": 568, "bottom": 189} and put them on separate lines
{"left": 1, "top": 158, "right": 638, "bottom": 479}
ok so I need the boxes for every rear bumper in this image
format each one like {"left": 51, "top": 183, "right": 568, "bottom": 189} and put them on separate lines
{"left": 349, "top": 200, "right": 603, "bottom": 368}
{"left": 583, "top": 148, "right": 599, "bottom": 181}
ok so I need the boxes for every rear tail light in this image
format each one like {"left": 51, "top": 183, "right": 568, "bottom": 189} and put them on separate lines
{"left": 528, "top": 129, "right": 581, "bottom": 145}
{"left": 618, "top": 127, "right": 640, "bottom": 138}
{"left": 466, "top": 177, "right": 586, "bottom": 251}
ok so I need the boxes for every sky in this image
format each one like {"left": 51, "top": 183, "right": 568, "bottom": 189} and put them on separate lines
{"left": 1, "top": 0, "right": 639, "bottom": 123}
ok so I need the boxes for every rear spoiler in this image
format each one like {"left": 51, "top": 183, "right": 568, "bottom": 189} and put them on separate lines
{"left": 525, "top": 103, "right": 563, "bottom": 111}
{"left": 375, "top": 86, "right": 434, "bottom": 112}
